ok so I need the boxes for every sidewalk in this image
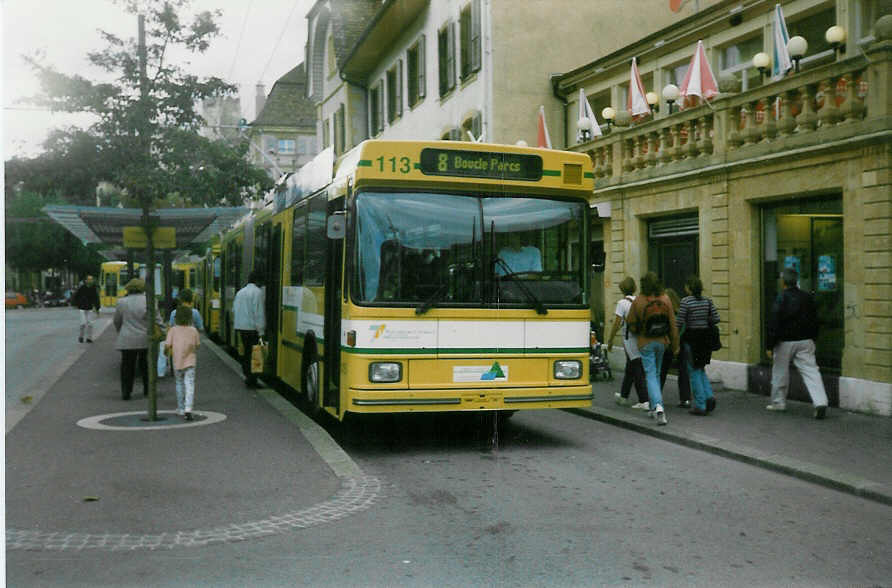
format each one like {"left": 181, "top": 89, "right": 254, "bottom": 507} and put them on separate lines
{"left": 577, "top": 373, "right": 892, "bottom": 506}
{"left": 5, "top": 326, "right": 376, "bottom": 552}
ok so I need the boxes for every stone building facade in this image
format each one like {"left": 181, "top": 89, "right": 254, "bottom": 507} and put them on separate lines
{"left": 555, "top": 0, "right": 890, "bottom": 415}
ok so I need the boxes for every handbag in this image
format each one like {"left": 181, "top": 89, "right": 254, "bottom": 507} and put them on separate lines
{"left": 251, "top": 339, "right": 268, "bottom": 374}
{"left": 708, "top": 300, "right": 722, "bottom": 352}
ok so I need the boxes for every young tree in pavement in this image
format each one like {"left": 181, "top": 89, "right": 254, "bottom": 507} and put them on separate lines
{"left": 24, "top": 0, "right": 273, "bottom": 418}
{"left": 22, "top": 0, "right": 272, "bottom": 207}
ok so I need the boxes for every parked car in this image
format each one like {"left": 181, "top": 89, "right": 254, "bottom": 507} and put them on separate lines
{"left": 5, "top": 292, "right": 29, "bottom": 309}
{"left": 43, "top": 291, "right": 69, "bottom": 307}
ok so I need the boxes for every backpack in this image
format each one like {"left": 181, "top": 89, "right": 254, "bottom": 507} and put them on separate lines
{"left": 641, "top": 297, "right": 671, "bottom": 338}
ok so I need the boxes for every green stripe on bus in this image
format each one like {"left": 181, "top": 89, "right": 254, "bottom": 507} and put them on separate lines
{"left": 358, "top": 159, "right": 373, "bottom": 167}
{"left": 541, "top": 169, "right": 561, "bottom": 176}
{"left": 341, "top": 346, "right": 587, "bottom": 355}
{"left": 282, "top": 304, "right": 299, "bottom": 311}
{"left": 584, "top": 172, "right": 595, "bottom": 178}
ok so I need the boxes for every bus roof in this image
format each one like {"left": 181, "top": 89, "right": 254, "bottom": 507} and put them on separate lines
{"left": 344, "top": 140, "right": 594, "bottom": 197}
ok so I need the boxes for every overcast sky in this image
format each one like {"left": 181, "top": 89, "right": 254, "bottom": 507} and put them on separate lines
{"left": 2, "top": 0, "right": 315, "bottom": 159}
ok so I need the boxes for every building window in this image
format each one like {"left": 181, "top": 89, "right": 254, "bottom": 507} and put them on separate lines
{"left": 322, "top": 118, "right": 331, "bottom": 149}
{"left": 265, "top": 135, "right": 277, "bottom": 153}
{"left": 298, "top": 135, "right": 316, "bottom": 155}
{"left": 407, "top": 35, "right": 426, "bottom": 107}
{"left": 334, "top": 104, "right": 345, "bottom": 155}
{"left": 327, "top": 34, "right": 337, "bottom": 78}
{"left": 387, "top": 60, "right": 403, "bottom": 124}
{"left": 370, "top": 80, "right": 384, "bottom": 135}
{"left": 789, "top": 7, "right": 836, "bottom": 70}
{"left": 719, "top": 34, "right": 763, "bottom": 90}
{"left": 856, "top": 0, "right": 878, "bottom": 43}
{"left": 460, "top": 0, "right": 481, "bottom": 80}
{"left": 278, "top": 139, "right": 296, "bottom": 155}
{"left": 438, "top": 22, "right": 456, "bottom": 97}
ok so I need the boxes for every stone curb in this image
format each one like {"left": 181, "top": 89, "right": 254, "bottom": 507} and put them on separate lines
{"left": 566, "top": 407, "right": 892, "bottom": 507}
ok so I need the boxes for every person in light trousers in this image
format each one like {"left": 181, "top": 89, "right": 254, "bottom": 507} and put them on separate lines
{"left": 72, "top": 275, "right": 101, "bottom": 343}
{"left": 766, "top": 267, "right": 829, "bottom": 419}
{"left": 165, "top": 306, "right": 201, "bottom": 420}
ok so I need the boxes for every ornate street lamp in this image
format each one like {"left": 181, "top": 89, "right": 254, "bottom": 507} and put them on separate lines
{"left": 753, "top": 51, "right": 771, "bottom": 83}
{"left": 662, "top": 84, "right": 680, "bottom": 114}
{"left": 787, "top": 35, "right": 808, "bottom": 73}
{"left": 601, "top": 107, "right": 616, "bottom": 133}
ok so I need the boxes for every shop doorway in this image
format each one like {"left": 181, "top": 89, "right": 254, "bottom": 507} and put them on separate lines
{"left": 761, "top": 197, "right": 843, "bottom": 373}
{"left": 648, "top": 214, "right": 699, "bottom": 298}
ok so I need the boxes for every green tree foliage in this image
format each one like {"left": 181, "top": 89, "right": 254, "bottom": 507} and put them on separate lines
{"left": 20, "top": 0, "right": 272, "bottom": 207}
{"left": 4, "top": 191, "right": 105, "bottom": 275}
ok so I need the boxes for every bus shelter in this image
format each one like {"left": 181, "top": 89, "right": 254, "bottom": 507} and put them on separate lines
{"left": 43, "top": 205, "right": 247, "bottom": 309}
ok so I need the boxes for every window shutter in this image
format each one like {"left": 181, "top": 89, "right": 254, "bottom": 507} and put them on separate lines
{"left": 376, "top": 81, "right": 384, "bottom": 133}
{"left": 438, "top": 29, "right": 447, "bottom": 96}
{"left": 471, "top": 0, "right": 481, "bottom": 72}
{"left": 447, "top": 22, "right": 456, "bottom": 91}
{"left": 418, "top": 35, "right": 426, "bottom": 98}
{"left": 472, "top": 112, "right": 482, "bottom": 138}
{"left": 396, "top": 59, "right": 403, "bottom": 117}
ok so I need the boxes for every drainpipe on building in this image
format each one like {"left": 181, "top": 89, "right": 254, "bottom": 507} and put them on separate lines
{"left": 551, "top": 74, "right": 569, "bottom": 149}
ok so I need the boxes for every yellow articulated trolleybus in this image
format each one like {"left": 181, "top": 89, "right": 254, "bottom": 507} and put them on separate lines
{"left": 259, "top": 140, "right": 595, "bottom": 420}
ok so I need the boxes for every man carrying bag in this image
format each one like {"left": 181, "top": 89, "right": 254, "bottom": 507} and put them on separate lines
{"left": 233, "top": 270, "right": 265, "bottom": 388}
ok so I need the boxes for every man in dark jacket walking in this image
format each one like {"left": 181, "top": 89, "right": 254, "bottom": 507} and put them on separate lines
{"left": 765, "top": 267, "right": 828, "bottom": 419}
{"left": 73, "top": 275, "right": 101, "bottom": 343}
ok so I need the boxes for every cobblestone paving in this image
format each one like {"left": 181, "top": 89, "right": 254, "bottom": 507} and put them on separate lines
{"left": 7, "top": 475, "right": 381, "bottom": 552}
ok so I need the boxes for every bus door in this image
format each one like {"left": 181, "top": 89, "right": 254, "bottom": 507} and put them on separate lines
{"left": 264, "top": 225, "right": 282, "bottom": 377}
{"left": 323, "top": 201, "right": 343, "bottom": 413}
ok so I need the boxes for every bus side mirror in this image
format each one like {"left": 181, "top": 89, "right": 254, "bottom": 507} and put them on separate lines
{"left": 591, "top": 250, "right": 606, "bottom": 273}
{"left": 326, "top": 213, "right": 346, "bottom": 239}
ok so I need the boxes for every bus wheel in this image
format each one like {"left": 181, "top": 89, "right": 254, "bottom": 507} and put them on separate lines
{"left": 302, "top": 356, "right": 320, "bottom": 409}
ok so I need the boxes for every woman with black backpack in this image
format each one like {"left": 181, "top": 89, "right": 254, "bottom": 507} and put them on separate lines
{"left": 627, "top": 272, "right": 680, "bottom": 426}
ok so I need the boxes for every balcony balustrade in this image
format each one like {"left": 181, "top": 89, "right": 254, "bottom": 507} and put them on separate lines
{"left": 577, "top": 39, "right": 890, "bottom": 187}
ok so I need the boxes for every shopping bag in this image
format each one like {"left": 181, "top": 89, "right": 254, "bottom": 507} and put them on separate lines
{"left": 157, "top": 341, "right": 169, "bottom": 377}
{"left": 251, "top": 339, "right": 268, "bottom": 374}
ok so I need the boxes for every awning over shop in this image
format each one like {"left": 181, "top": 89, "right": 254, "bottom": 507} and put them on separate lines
{"left": 42, "top": 205, "right": 249, "bottom": 252}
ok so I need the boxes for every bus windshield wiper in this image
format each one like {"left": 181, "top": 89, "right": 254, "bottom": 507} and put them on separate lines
{"left": 493, "top": 257, "right": 548, "bottom": 315}
{"left": 415, "top": 283, "right": 448, "bottom": 315}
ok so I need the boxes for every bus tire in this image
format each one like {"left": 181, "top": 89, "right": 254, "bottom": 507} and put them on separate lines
{"left": 301, "top": 343, "right": 320, "bottom": 411}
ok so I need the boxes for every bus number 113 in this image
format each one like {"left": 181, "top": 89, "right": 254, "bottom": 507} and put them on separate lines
{"left": 376, "top": 156, "right": 412, "bottom": 174}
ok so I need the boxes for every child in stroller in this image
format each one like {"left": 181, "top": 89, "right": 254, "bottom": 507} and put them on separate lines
{"left": 590, "top": 324, "right": 612, "bottom": 381}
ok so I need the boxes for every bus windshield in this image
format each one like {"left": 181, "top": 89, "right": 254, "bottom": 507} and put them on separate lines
{"left": 354, "top": 191, "right": 586, "bottom": 308}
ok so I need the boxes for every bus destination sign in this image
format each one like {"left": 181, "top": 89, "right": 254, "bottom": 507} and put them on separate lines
{"left": 419, "top": 148, "right": 543, "bottom": 181}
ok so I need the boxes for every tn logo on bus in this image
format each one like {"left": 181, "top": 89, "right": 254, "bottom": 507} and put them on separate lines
{"left": 370, "top": 324, "right": 387, "bottom": 339}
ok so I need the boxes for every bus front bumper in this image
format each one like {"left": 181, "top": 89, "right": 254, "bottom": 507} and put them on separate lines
{"left": 348, "top": 386, "right": 593, "bottom": 413}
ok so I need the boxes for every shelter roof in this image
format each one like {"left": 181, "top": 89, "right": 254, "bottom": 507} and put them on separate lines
{"left": 42, "top": 205, "right": 248, "bottom": 252}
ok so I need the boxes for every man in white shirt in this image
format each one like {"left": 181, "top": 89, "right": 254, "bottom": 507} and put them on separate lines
{"left": 233, "top": 270, "right": 265, "bottom": 388}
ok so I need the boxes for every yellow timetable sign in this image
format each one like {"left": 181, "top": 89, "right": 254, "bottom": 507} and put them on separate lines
{"left": 123, "top": 226, "right": 176, "bottom": 249}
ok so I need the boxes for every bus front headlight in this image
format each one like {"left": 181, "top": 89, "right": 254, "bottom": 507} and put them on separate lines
{"left": 369, "top": 362, "right": 402, "bottom": 383}
{"left": 553, "top": 360, "right": 582, "bottom": 380}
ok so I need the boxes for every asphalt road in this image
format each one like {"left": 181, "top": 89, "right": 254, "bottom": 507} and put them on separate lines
{"left": 7, "top": 406, "right": 891, "bottom": 587}
{"left": 4, "top": 306, "right": 112, "bottom": 432}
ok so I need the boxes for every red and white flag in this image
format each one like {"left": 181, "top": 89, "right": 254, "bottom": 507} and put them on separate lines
{"left": 537, "top": 105, "right": 552, "bottom": 149}
{"left": 679, "top": 40, "right": 719, "bottom": 102}
{"left": 627, "top": 57, "right": 651, "bottom": 116}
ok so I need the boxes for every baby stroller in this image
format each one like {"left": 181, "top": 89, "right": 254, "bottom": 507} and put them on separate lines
{"left": 589, "top": 329, "right": 613, "bottom": 381}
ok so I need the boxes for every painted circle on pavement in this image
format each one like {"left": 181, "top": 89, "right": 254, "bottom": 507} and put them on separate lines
{"left": 76, "top": 410, "right": 227, "bottom": 431}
